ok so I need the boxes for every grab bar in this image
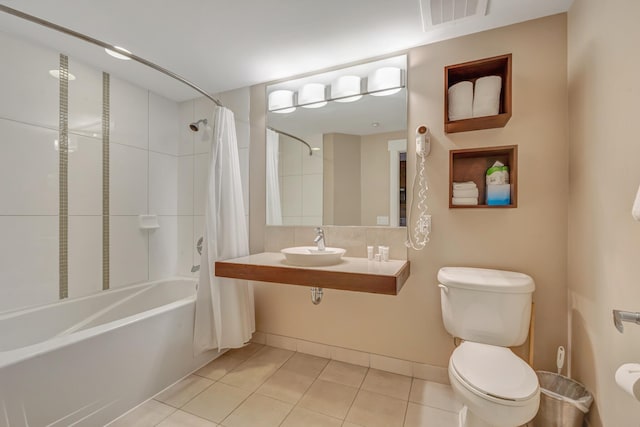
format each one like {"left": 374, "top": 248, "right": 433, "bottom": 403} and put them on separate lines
{"left": 613, "top": 309, "right": 640, "bottom": 333}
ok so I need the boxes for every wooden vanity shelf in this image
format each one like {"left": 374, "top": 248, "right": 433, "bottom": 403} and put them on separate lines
{"left": 445, "top": 54, "right": 512, "bottom": 133}
{"left": 215, "top": 253, "right": 410, "bottom": 295}
{"left": 449, "top": 145, "right": 517, "bottom": 209}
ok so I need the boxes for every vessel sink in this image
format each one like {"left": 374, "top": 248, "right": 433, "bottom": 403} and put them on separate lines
{"left": 281, "top": 246, "right": 346, "bottom": 267}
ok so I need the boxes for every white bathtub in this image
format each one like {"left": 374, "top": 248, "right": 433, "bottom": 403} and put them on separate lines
{"left": 0, "top": 278, "right": 219, "bottom": 426}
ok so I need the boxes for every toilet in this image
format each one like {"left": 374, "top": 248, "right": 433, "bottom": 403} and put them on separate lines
{"left": 438, "top": 267, "right": 540, "bottom": 427}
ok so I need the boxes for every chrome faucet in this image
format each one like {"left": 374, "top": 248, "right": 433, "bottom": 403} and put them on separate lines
{"left": 314, "top": 227, "right": 325, "bottom": 251}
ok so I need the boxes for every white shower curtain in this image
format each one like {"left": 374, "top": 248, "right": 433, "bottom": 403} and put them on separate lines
{"left": 266, "top": 129, "right": 283, "bottom": 225}
{"left": 193, "top": 106, "right": 255, "bottom": 355}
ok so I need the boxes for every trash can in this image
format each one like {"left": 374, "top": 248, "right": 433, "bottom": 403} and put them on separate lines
{"left": 532, "top": 371, "right": 593, "bottom": 427}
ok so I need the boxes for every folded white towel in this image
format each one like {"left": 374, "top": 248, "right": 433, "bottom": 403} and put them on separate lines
{"left": 453, "top": 188, "right": 479, "bottom": 198}
{"left": 633, "top": 184, "right": 640, "bottom": 221}
{"left": 452, "top": 197, "right": 479, "bottom": 206}
{"left": 473, "top": 75, "right": 502, "bottom": 118}
{"left": 453, "top": 181, "right": 477, "bottom": 190}
{"left": 448, "top": 81, "right": 473, "bottom": 121}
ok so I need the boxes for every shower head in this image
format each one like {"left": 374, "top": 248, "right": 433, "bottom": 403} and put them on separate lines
{"left": 189, "top": 118, "right": 208, "bottom": 132}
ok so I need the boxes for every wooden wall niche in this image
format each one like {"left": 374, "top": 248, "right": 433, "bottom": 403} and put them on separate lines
{"left": 449, "top": 145, "right": 517, "bottom": 208}
{"left": 445, "top": 54, "right": 512, "bottom": 133}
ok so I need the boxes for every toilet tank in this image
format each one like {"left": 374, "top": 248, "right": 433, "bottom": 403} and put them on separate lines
{"left": 438, "top": 267, "right": 535, "bottom": 347}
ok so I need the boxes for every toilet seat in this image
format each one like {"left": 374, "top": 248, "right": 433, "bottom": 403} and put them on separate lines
{"left": 450, "top": 341, "right": 539, "bottom": 404}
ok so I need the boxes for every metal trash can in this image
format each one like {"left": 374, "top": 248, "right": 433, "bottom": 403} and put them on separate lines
{"left": 532, "top": 371, "right": 593, "bottom": 427}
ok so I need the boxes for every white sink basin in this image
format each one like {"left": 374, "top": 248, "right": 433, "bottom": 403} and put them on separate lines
{"left": 281, "top": 246, "right": 346, "bottom": 267}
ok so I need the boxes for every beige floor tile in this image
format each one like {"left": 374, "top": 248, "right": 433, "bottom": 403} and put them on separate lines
{"left": 404, "top": 402, "right": 459, "bottom": 427}
{"left": 250, "top": 345, "right": 295, "bottom": 365}
{"left": 409, "top": 379, "right": 462, "bottom": 413}
{"left": 256, "top": 368, "right": 315, "bottom": 403}
{"left": 361, "top": 369, "right": 412, "bottom": 401}
{"left": 298, "top": 379, "right": 358, "bottom": 419}
{"left": 221, "top": 394, "right": 293, "bottom": 427}
{"left": 219, "top": 357, "right": 281, "bottom": 391}
{"left": 280, "top": 407, "right": 342, "bottom": 427}
{"left": 342, "top": 423, "right": 363, "bottom": 427}
{"left": 154, "top": 375, "right": 214, "bottom": 408}
{"left": 281, "top": 352, "right": 330, "bottom": 378}
{"left": 196, "top": 355, "right": 245, "bottom": 380}
{"left": 225, "top": 343, "right": 264, "bottom": 360}
{"left": 157, "top": 410, "right": 219, "bottom": 427}
{"left": 345, "top": 389, "right": 407, "bottom": 427}
{"left": 108, "top": 399, "right": 175, "bottom": 427}
{"left": 318, "top": 360, "right": 368, "bottom": 388}
{"left": 182, "top": 382, "right": 251, "bottom": 423}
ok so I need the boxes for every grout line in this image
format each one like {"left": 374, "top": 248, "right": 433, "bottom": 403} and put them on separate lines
{"left": 58, "top": 53, "right": 69, "bottom": 300}
{"left": 102, "top": 72, "right": 110, "bottom": 291}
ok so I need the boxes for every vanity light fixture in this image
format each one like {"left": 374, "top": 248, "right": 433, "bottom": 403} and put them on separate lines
{"left": 105, "top": 46, "right": 132, "bottom": 60}
{"left": 368, "top": 67, "right": 403, "bottom": 96}
{"left": 298, "top": 83, "right": 327, "bottom": 109}
{"left": 268, "top": 89, "right": 296, "bottom": 113}
{"left": 331, "top": 75, "right": 362, "bottom": 103}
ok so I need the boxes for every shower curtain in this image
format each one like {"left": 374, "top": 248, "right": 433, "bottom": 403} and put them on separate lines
{"left": 266, "top": 129, "right": 283, "bottom": 225}
{"left": 193, "top": 106, "right": 255, "bottom": 354}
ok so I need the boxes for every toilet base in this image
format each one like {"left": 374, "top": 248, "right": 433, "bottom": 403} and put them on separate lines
{"left": 459, "top": 406, "right": 495, "bottom": 427}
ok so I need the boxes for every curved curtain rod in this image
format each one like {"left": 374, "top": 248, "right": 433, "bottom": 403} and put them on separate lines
{"left": 267, "top": 126, "right": 314, "bottom": 156}
{"left": 0, "top": 4, "right": 223, "bottom": 108}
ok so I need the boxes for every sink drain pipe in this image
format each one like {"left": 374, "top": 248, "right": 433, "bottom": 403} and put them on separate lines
{"left": 310, "top": 287, "right": 323, "bottom": 305}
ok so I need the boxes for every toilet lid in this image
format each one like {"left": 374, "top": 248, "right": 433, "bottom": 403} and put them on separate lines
{"left": 451, "top": 342, "right": 539, "bottom": 401}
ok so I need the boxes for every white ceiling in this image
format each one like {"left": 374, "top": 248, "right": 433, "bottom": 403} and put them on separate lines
{"left": 0, "top": 0, "right": 572, "bottom": 102}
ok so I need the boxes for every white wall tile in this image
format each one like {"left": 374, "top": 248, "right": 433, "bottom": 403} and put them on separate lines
{"left": 216, "top": 87, "right": 250, "bottom": 123}
{"left": 110, "top": 216, "right": 148, "bottom": 287}
{"left": 301, "top": 134, "right": 323, "bottom": 175}
{"left": 281, "top": 176, "right": 302, "bottom": 217}
{"left": 149, "top": 216, "right": 178, "bottom": 281}
{"left": 178, "top": 101, "right": 195, "bottom": 155}
{"left": 193, "top": 97, "right": 215, "bottom": 154}
{"left": 235, "top": 120, "right": 250, "bottom": 149}
{"left": 178, "top": 156, "right": 194, "bottom": 216}
{"left": 149, "top": 92, "right": 179, "bottom": 155}
{"left": 0, "top": 32, "right": 59, "bottom": 128}
{"left": 302, "top": 174, "right": 323, "bottom": 217}
{"left": 301, "top": 217, "right": 322, "bottom": 226}
{"left": 68, "top": 216, "right": 102, "bottom": 298}
{"left": 149, "top": 152, "right": 178, "bottom": 215}
{"left": 282, "top": 217, "right": 302, "bottom": 225}
{"left": 110, "top": 143, "right": 148, "bottom": 215}
{"left": 68, "top": 58, "right": 103, "bottom": 139}
{"left": 370, "top": 354, "right": 413, "bottom": 377}
{"left": 110, "top": 77, "right": 149, "bottom": 149}
{"left": 194, "top": 153, "right": 209, "bottom": 215}
{"left": 0, "top": 120, "right": 58, "bottom": 215}
{"left": 177, "top": 216, "right": 194, "bottom": 276}
{"left": 0, "top": 216, "right": 58, "bottom": 312}
{"left": 281, "top": 139, "right": 302, "bottom": 176}
{"left": 239, "top": 147, "right": 250, "bottom": 215}
{"left": 68, "top": 136, "right": 102, "bottom": 215}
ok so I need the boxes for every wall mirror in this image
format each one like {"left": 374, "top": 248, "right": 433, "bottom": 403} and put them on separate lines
{"left": 266, "top": 55, "right": 408, "bottom": 227}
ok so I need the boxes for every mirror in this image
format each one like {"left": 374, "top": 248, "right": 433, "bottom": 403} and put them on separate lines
{"left": 266, "top": 55, "right": 407, "bottom": 227}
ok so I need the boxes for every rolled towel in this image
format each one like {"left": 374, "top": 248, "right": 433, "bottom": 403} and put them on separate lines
{"left": 452, "top": 197, "right": 478, "bottom": 206}
{"left": 448, "top": 81, "right": 473, "bottom": 121}
{"left": 453, "top": 181, "right": 477, "bottom": 190}
{"left": 453, "top": 188, "right": 479, "bottom": 198}
{"left": 473, "top": 75, "right": 502, "bottom": 118}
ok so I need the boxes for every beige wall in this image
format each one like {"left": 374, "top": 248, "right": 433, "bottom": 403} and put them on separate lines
{"left": 323, "top": 133, "right": 362, "bottom": 225}
{"left": 568, "top": 0, "right": 640, "bottom": 425}
{"left": 250, "top": 14, "right": 568, "bottom": 370}
{"left": 360, "top": 130, "right": 406, "bottom": 226}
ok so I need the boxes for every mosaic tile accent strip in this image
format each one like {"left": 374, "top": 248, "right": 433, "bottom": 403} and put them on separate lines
{"left": 58, "top": 54, "right": 69, "bottom": 299}
{"left": 102, "top": 72, "right": 110, "bottom": 290}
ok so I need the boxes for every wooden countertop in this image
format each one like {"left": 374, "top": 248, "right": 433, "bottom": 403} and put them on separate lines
{"left": 215, "top": 252, "right": 410, "bottom": 295}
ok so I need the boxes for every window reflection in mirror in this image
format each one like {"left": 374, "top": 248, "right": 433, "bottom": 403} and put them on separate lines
{"left": 266, "top": 55, "right": 407, "bottom": 227}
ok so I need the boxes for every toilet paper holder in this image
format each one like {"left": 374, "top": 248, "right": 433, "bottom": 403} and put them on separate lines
{"left": 613, "top": 309, "right": 640, "bottom": 333}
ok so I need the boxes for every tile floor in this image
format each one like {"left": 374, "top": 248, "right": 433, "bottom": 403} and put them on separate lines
{"left": 110, "top": 344, "right": 461, "bottom": 427}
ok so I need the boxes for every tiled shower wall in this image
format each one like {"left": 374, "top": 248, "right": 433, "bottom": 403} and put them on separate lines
{"left": 0, "top": 31, "right": 212, "bottom": 312}
{"left": 177, "top": 89, "right": 251, "bottom": 272}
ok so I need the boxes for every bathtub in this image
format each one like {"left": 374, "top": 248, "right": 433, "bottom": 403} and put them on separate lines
{"left": 0, "top": 278, "right": 220, "bottom": 426}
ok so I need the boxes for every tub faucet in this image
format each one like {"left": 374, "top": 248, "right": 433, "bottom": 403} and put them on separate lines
{"left": 314, "top": 227, "right": 325, "bottom": 251}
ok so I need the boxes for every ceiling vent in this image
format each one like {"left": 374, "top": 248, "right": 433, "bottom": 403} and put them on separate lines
{"left": 419, "top": 0, "right": 489, "bottom": 30}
